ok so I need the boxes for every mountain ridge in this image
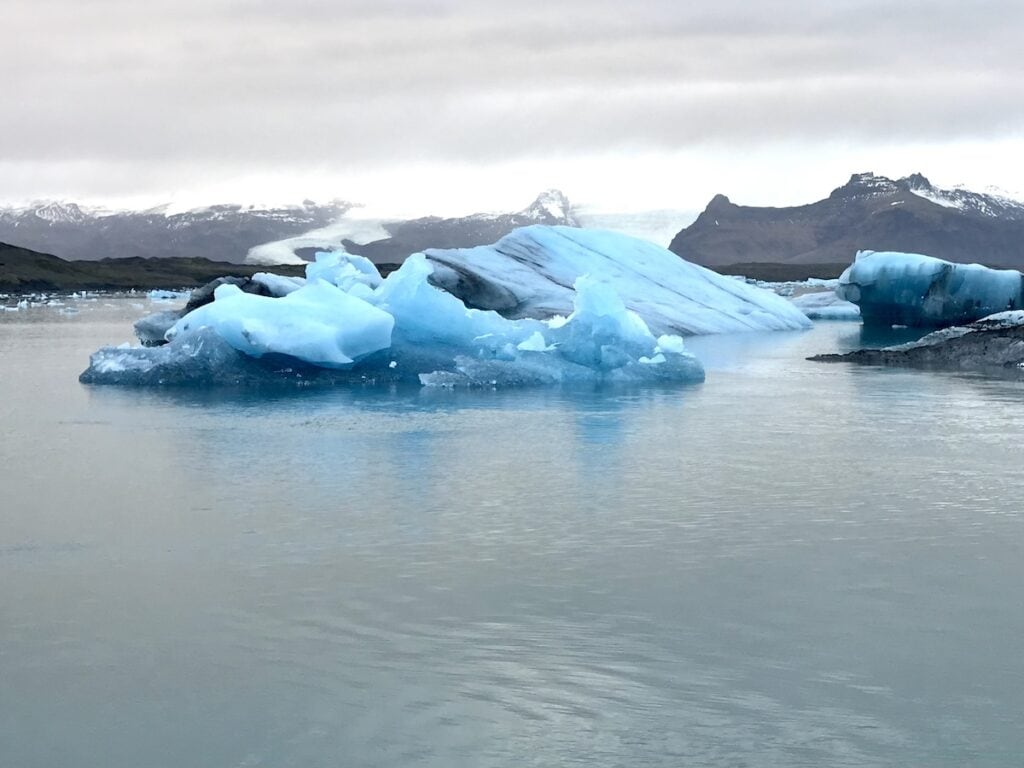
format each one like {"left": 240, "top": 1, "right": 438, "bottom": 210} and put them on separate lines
{"left": 337, "top": 189, "right": 579, "bottom": 265}
{"left": 0, "top": 200, "right": 353, "bottom": 263}
{"left": 670, "top": 173, "right": 1024, "bottom": 269}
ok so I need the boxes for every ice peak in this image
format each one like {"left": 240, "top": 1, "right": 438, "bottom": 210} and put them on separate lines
{"left": 901, "top": 172, "right": 933, "bottom": 191}
{"left": 833, "top": 172, "right": 900, "bottom": 198}
{"left": 522, "top": 189, "right": 575, "bottom": 224}
{"left": 30, "top": 201, "right": 94, "bottom": 223}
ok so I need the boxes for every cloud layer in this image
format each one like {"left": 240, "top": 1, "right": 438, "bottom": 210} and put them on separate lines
{"left": 3, "top": 0, "right": 1022, "bottom": 207}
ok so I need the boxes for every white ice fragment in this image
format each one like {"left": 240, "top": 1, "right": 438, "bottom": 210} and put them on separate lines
{"left": 148, "top": 289, "right": 191, "bottom": 302}
{"left": 654, "top": 334, "right": 687, "bottom": 355}
{"left": 168, "top": 280, "right": 394, "bottom": 367}
{"left": 638, "top": 353, "right": 667, "bottom": 365}
{"left": 789, "top": 291, "right": 861, "bottom": 321}
{"left": 516, "top": 331, "right": 553, "bottom": 352}
{"left": 305, "top": 251, "right": 382, "bottom": 291}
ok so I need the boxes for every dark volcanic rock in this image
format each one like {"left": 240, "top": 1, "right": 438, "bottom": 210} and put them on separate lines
{"left": 182, "top": 275, "right": 277, "bottom": 312}
{"left": 811, "top": 312, "right": 1024, "bottom": 373}
{"left": 670, "top": 172, "right": 1024, "bottom": 269}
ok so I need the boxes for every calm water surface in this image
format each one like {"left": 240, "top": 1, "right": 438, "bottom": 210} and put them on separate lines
{"left": 2, "top": 299, "right": 1023, "bottom": 767}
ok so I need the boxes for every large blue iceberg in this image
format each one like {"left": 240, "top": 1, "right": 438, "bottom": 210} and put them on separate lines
{"left": 81, "top": 226, "right": 810, "bottom": 388}
{"left": 837, "top": 250, "right": 1024, "bottom": 328}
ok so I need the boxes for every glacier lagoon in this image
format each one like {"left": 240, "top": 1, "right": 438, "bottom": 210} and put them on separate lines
{"left": 4, "top": 298, "right": 1024, "bottom": 767}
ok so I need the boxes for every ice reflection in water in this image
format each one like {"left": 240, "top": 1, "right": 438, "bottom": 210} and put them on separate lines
{"left": 2, "top": 303, "right": 1024, "bottom": 767}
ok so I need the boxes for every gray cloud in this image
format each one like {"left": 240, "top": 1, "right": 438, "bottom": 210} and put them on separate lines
{"left": 2, "top": 0, "right": 1022, "bottom": 201}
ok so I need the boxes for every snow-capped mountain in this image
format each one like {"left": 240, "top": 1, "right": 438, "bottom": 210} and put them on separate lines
{"left": 0, "top": 200, "right": 353, "bottom": 262}
{"left": 521, "top": 189, "right": 576, "bottom": 223}
{"left": 27, "top": 201, "right": 96, "bottom": 225}
{"left": 669, "top": 173, "right": 1024, "bottom": 269}
{"left": 249, "top": 190, "right": 580, "bottom": 266}
{"left": 832, "top": 173, "right": 1024, "bottom": 220}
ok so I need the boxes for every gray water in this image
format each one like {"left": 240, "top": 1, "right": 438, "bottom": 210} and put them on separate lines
{"left": 2, "top": 299, "right": 1024, "bottom": 767}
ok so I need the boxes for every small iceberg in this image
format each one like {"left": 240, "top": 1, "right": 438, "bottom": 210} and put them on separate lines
{"left": 837, "top": 250, "right": 1024, "bottom": 328}
{"left": 789, "top": 290, "right": 861, "bottom": 321}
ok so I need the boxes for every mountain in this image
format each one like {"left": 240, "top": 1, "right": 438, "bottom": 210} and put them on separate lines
{"left": 0, "top": 241, "right": 303, "bottom": 293}
{"left": 669, "top": 173, "right": 1024, "bottom": 271}
{"left": 317, "top": 189, "right": 579, "bottom": 266}
{"left": 0, "top": 200, "right": 352, "bottom": 263}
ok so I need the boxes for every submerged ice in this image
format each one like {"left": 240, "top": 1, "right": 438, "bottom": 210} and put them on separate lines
{"left": 81, "top": 227, "right": 812, "bottom": 388}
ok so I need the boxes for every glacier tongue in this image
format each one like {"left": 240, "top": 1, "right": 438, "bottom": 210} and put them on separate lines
{"left": 81, "top": 226, "right": 812, "bottom": 388}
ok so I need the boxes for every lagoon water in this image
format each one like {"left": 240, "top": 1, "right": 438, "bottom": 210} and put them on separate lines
{"left": 2, "top": 299, "right": 1024, "bottom": 767}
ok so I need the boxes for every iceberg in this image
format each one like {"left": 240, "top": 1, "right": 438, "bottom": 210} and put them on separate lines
{"left": 422, "top": 226, "right": 811, "bottom": 335}
{"left": 81, "top": 226, "right": 810, "bottom": 388}
{"left": 836, "top": 250, "right": 1024, "bottom": 328}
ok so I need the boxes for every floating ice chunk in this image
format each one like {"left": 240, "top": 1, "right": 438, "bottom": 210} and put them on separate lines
{"left": 634, "top": 354, "right": 667, "bottom": 366}
{"left": 541, "top": 277, "right": 656, "bottom": 370}
{"left": 81, "top": 328, "right": 274, "bottom": 385}
{"left": 305, "top": 251, "right": 382, "bottom": 292}
{"left": 655, "top": 334, "right": 687, "bottom": 355}
{"left": 147, "top": 289, "right": 191, "bottom": 302}
{"left": 516, "top": 331, "right": 554, "bottom": 352}
{"left": 837, "top": 250, "right": 1024, "bottom": 328}
{"left": 167, "top": 280, "right": 394, "bottom": 367}
{"left": 418, "top": 275, "right": 705, "bottom": 387}
{"left": 789, "top": 291, "right": 861, "bottom": 321}
{"left": 376, "top": 254, "right": 536, "bottom": 351}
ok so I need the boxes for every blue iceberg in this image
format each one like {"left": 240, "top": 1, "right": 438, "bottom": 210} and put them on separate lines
{"left": 837, "top": 250, "right": 1024, "bottom": 328}
{"left": 81, "top": 226, "right": 811, "bottom": 388}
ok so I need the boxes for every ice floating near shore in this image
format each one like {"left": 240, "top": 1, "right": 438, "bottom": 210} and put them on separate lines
{"left": 789, "top": 291, "right": 861, "bottom": 321}
{"left": 82, "top": 226, "right": 812, "bottom": 388}
{"left": 837, "top": 250, "right": 1024, "bottom": 328}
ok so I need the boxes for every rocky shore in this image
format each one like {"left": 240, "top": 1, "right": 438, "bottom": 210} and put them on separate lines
{"left": 811, "top": 311, "right": 1024, "bottom": 374}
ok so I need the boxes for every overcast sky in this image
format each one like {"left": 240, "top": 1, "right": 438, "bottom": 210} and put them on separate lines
{"left": 3, "top": 0, "right": 1022, "bottom": 214}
